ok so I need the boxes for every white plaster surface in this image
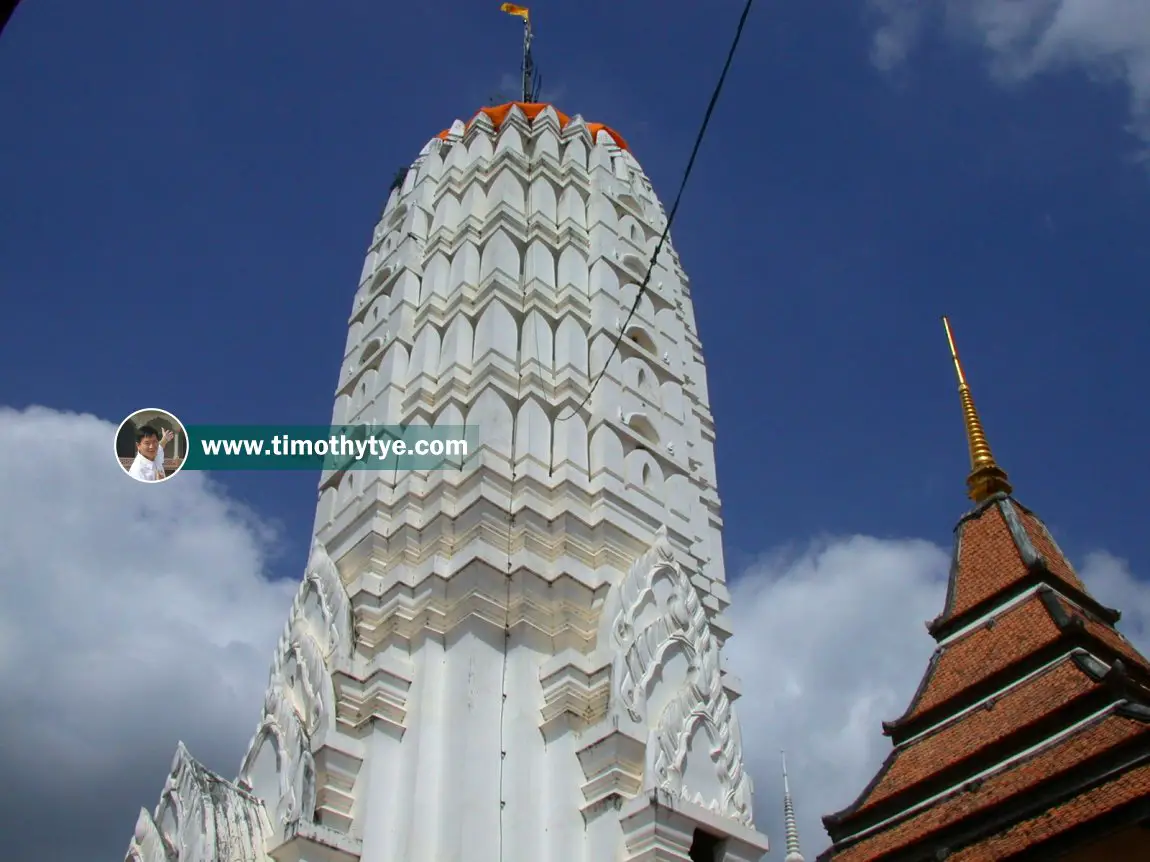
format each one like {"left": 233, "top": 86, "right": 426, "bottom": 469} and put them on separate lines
{"left": 125, "top": 104, "right": 767, "bottom": 862}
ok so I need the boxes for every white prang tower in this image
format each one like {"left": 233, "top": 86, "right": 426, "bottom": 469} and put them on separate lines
{"left": 125, "top": 100, "right": 770, "bottom": 862}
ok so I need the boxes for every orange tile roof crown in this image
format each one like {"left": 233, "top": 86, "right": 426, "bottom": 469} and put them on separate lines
{"left": 437, "top": 102, "right": 629, "bottom": 152}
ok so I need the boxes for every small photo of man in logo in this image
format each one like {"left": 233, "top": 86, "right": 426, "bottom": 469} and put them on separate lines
{"left": 115, "top": 408, "right": 188, "bottom": 483}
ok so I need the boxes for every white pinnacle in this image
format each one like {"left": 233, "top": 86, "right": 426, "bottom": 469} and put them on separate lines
{"left": 783, "top": 751, "right": 806, "bottom": 862}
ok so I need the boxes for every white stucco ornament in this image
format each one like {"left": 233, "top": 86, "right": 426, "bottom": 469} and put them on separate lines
{"left": 611, "top": 526, "right": 755, "bottom": 826}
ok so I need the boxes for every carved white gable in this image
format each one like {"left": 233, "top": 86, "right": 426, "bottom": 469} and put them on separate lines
{"left": 607, "top": 526, "right": 754, "bottom": 824}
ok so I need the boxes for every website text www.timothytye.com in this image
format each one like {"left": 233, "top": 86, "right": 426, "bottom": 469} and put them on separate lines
{"left": 199, "top": 433, "right": 469, "bottom": 462}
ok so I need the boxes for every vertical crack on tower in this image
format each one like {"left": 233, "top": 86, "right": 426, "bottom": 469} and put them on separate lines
{"left": 547, "top": 304, "right": 558, "bottom": 478}
{"left": 498, "top": 244, "right": 530, "bottom": 862}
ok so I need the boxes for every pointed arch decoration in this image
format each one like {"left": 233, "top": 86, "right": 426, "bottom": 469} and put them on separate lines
{"left": 608, "top": 527, "right": 755, "bottom": 826}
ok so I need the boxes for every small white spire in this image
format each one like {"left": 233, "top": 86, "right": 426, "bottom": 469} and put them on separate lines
{"left": 782, "top": 751, "right": 805, "bottom": 862}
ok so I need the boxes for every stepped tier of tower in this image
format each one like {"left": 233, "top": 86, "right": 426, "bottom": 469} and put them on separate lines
{"left": 819, "top": 322, "right": 1150, "bottom": 861}
{"left": 125, "top": 102, "right": 770, "bottom": 862}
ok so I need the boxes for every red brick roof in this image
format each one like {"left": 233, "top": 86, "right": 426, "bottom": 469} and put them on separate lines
{"left": 848, "top": 655, "right": 1103, "bottom": 818}
{"left": 1019, "top": 508, "right": 1090, "bottom": 595}
{"left": 893, "top": 592, "right": 1065, "bottom": 728}
{"left": 947, "top": 761, "right": 1150, "bottom": 860}
{"left": 831, "top": 712, "right": 1150, "bottom": 861}
{"left": 943, "top": 503, "right": 1029, "bottom": 619}
{"left": 821, "top": 493, "right": 1150, "bottom": 861}
{"left": 928, "top": 498, "right": 1108, "bottom": 638}
{"left": 884, "top": 589, "right": 1148, "bottom": 736}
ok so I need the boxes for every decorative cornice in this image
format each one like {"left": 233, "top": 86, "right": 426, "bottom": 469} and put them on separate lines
{"left": 330, "top": 652, "right": 413, "bottom": 735}
{"left": 310, "top": 738, "right": 364, "bottom": 835}
{"left": 428, "top": 144, "right": 594, "bottom": 204}
{"left": 347, "top": 562, "right": 606, "bottom": 653}
{"left": 269, "top": 818, "right": 363, "bottom": 862}
{"left": 577, "top": 728, "right": 648, "bottom": 811}
{"left": 618, "top": 790, "right": 770, "bottom": 862}
{"left": 539, "top": 652, "right": 613, "bottom": 734}
{"left": 319, "top": 448, "right": 700, "bottom": 538}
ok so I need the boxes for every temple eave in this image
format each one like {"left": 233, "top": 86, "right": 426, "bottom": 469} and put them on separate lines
{"left": 883, "top": 584, "right": 1150, "bottom": 746}
{"left": 881, "top": 589, "right": 1070, "bottom": 741}
{"left": 825, "top": 709, "right": 1150, "bottom": 861}
{"left": 926, "top": 495, "right": 1120, "bottom": 641}
{"left": 830, "top": 650, "right": 1150, "bottom": 836}
{"left": 947, "top": 765, "right": 1150, "bottom": 861}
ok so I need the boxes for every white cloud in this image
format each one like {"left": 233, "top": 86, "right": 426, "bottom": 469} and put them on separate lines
{"left": 870, "top": 0, "right": 930, "bottom": 70}
{"left": 1076, "top": 550, "right": 1150, "bottom": 646}
{"left": 868, "top": 0, "right": 1150, "bottom": 154}
{"left": 727, "top": 533, "right": 1150, "bottom": 856}
{"left": 726, "top": 536, "right": 949, "bottom": 855}
{"left": 0, "top": 406, "right": 1145, "bottom": 862}
{"left": 0, "top": 406, "right": 295, "bottom": 860}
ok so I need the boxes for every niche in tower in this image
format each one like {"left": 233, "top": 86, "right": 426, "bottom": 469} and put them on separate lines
{"left": 689, "top": 828, "right": 725, "bottom": 862}
{"left": 625, "top": 323, "right": 657, "bottom": 357}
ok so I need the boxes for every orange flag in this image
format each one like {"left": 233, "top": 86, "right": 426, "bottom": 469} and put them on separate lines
{"left": 500, "top": 3, "right": 529, "bottom": 21}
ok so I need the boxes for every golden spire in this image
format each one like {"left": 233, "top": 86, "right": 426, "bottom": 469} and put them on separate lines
{"left": 942, "top": 316, "right": 1013, "bottom": 502}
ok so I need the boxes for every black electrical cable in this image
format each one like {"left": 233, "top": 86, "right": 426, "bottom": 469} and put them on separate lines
{"left": 556, "top": 0, "right": 758, "bottom": 425}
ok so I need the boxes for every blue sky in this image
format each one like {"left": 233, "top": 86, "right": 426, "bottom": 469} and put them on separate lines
{"left": 4, "top": 0, "right": 1148, "bottom": 570}
{"left": 2, "top": 1, "right": 1149, "bottom": 859}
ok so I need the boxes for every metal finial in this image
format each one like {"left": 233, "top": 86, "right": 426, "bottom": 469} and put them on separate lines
{"left": 942, "top": 316, "right": 1012, "bottom": 503}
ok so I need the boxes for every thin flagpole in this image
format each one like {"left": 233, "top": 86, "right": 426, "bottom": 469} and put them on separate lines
{"left": 521, "top": 15, "right": 533, "bottom": 101}
{"left": 500, "top": 4, "right": 535, "bottom": 101}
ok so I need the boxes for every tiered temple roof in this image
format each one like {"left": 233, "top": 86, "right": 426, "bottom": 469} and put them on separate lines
{"left": 819, "top": 318, "right": 1150, "bottom": 861}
